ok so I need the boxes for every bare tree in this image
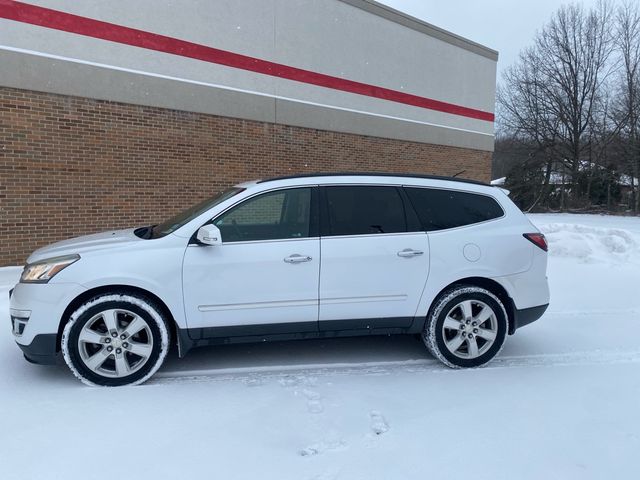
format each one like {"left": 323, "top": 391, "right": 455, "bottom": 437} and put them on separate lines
{"left": 615, "top": 0, "right": 640, "bottom": 212}
{"left": 498, "top": 1, "right": 617, "bottom": 211}
{"left": 537, "top": 2, "right": 616, "bottom": 205}
{"left": 498, "top": 47, "right": 560, "bottom": 210}
{"left": 586, "top": 89, "right": 623, "bottom": 208}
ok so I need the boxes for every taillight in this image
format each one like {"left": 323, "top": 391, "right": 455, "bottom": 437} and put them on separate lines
{"left": 523, "top": 233, "right": 548, "bottom": 252}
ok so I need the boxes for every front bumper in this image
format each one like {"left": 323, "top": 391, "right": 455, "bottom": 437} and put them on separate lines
{"left": 17, "top": 334, "right": 58, "bottom": 365}
{"left": 9, "top": 281, "right": 86, "bottom": 363}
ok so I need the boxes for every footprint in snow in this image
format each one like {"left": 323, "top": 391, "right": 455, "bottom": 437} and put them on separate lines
{"left": 370, "top": 411, "right": 389, "bottom": 435}
{"left": 278, "top": 375, "right": 317, "bottom": 388}
{"left": 302, "top": 389, "right": 324, "bottom": 414}
{"left": 299, "top": 440, "right": 347, "bottom": 457}
{"left": 243, "top": 376, "right": 264, "bottom": 387}
{"left": 308, "top": 469, "right": 339, "bottom": 480}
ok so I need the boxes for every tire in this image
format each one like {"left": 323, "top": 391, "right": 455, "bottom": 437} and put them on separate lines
{"left": 62, "top": 293, "right": 170, "bottom": 386}
{"left": 423, "top": 285, "right": 508, "bottom": 369}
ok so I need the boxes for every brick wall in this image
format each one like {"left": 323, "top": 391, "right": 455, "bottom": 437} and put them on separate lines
{"left": 0, "top": 87, "right": 492, "bottom": 266}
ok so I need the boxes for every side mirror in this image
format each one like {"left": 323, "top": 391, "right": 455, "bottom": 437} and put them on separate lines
{"left": 196, "top": 224, "right": 222, "bottom": 246}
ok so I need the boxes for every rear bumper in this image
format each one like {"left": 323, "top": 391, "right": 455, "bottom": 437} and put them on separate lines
{"left": 17, "top": 334, "right": 58, "bottom": 365}
{"left": 510, "top": 304, "right": 548, "bottom": 334}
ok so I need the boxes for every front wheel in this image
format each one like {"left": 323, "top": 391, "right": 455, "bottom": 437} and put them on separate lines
{"left": 62, "top": 293, "right": 170, "bottom": 386}
{"left": 423, "top": 285, "right": 509, "bottom": 368}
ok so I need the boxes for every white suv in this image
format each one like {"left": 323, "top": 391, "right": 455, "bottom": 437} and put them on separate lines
{"left": 9, "top": 174, "right": 549, "bottom": 386}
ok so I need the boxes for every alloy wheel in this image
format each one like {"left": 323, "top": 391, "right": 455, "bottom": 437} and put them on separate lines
{"left": 441, "top": 300, "right": 498, "bottom": 359}
{"left": 77, "top": 309, "right": 153, "bottom": 378}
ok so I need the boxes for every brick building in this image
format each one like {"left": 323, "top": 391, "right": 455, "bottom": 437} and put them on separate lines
{"left": 0, "top": 0, "right": 498, "bottom": 266}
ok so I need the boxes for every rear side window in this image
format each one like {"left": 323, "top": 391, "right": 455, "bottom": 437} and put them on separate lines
{"left": 405, "top": 187, "right": 504, "bottom": 231}
{"left": 324, "top": 186, "right": 406, "bottom": 236}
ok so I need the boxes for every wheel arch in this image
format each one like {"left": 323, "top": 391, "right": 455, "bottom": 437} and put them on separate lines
{"left": 419, "top": 277, "right": 516, "bottom": 335}
{"left": 56, "top": 285, "right": 178, "bottom": 352}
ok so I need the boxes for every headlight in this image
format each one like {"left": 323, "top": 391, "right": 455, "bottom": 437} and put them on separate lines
{"left": 20, "top": 254, "right": 80, "bottom": 283}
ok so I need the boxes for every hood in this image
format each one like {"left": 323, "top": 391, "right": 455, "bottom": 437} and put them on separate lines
{"left": 27, "top": 229, "right": 141, "bottom": 263}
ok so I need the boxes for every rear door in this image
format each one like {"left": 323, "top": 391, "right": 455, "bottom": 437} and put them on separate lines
{"left": 318, "top": 185, "right": 429, "bottom": 330}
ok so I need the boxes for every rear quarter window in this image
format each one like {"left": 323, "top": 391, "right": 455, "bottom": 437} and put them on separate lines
{"left": 405, "top": 187, "right": 504, "bottom": 231}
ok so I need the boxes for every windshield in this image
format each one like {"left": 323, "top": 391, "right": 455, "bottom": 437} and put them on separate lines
{"left": 149, "top": 187, "right": 245, "bottom": 239}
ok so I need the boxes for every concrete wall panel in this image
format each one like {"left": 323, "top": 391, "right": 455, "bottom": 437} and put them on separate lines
{"left": 0, "top": 0, "right": 497, "bottom": 150}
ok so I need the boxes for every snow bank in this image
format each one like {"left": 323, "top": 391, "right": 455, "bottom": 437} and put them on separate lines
{"left": 540, "top": 223, "right": 639, "bottom": 264}
{"left": 529, "top": 214, "right": 640, "bottom": 315}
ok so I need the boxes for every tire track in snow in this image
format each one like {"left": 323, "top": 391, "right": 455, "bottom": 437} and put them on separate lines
{"left": 150, "top": 349, "right": 640, "bottom": 386}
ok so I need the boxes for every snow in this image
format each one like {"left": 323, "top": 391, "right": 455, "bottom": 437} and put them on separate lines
{"left": 1, "top": 214, "right": 640, "bottom": 479}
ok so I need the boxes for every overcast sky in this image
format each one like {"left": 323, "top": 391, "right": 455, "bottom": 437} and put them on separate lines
{"left": 378, "top": 0, "right": 600, "bottom": 79}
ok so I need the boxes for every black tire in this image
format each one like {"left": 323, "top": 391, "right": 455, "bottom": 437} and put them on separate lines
{"left": 423, "top": 285, "right": 509, "bottom": 368}
{"left": 61, "top": 293, "right": 170, "bottom": 386}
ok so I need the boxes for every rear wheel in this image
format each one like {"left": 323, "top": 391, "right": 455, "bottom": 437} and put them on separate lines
{"left": 62, "top": 293, "right": 170, "bottom": 386}
{"left": 423, "top": 285, "right": 508, "bottom": 368}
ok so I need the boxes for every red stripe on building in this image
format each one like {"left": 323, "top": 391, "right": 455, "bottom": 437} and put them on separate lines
{"left": 0, "top": 0, "right": 495, "bottom": 122}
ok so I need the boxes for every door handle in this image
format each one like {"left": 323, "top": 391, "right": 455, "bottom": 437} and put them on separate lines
{"left": 284, "top": 254, "right": 313, "bottom": 264}
{"left": 397, "top": 248, "right": 424, "bottom": 258}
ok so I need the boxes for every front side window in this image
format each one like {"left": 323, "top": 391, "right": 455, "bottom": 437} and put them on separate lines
{"left": 405, "top": 187, "right": 504, "bottom": 231}
{"left": 324, "top": 186, "right": 406, "bottom": 236}
{"left": 214, "top": 188, "right": 311, "bottom": 242}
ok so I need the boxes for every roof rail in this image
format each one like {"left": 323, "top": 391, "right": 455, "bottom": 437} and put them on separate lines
{"left": 257, "top": 172, "right": 490, "bottom": 187}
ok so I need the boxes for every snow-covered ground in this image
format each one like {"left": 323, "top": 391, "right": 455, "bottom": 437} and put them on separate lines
{"left": 1, "top": 213, "right": 639, "bottom": 480}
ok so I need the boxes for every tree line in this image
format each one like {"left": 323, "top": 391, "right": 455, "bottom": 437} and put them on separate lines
{"left": 496, "top": 0, "right": 640, "bottom": 214}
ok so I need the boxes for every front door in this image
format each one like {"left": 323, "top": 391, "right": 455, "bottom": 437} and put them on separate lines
{"left": 318, "top": 185, "right": 429, "bottom": 330}
{"left": 182, "top": 187, "right": 320, "bottom": 335}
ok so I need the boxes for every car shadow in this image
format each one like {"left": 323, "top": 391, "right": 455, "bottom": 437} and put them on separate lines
{"left": 161, "top": 334, "right": 431, "bottom": 375}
